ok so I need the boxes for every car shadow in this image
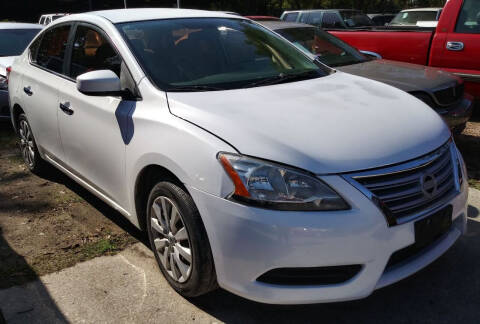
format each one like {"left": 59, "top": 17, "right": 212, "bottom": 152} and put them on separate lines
{"left": 188, "top": 206, "right": 480, "bottom": 324}
{"left": 36, "top": 164, "right": 148, "bottom": 246}
{"left": 0, "top": 227, "right": 68, "bottom": 323}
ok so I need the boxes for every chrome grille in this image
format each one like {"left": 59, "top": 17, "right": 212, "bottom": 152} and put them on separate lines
{"left": 344, "top": 142, "right": 460, "bottom": 226}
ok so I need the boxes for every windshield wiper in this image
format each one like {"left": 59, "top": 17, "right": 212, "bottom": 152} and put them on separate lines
{"left": 166, "top": 85, "right": 224, "bottom": 92}
{"left": 242, "top": 70, "right": 320, "bottom": 88}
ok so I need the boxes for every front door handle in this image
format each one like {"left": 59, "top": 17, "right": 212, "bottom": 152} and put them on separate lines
{"left": 23, "top": 86, "right": 33, "bottom": 96}
{"left": 59, "top": 102, "right": 74, "bottom": 115}
{"left": 446, "top": 41, "right": 464, "bottom": 51}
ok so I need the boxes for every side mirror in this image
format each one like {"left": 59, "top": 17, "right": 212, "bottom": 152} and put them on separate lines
{"left": 77, "top": 70, "right": 122, "bottom": 97}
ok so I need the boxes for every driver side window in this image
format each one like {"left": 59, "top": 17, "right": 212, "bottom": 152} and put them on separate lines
{"left": 69, "top": 25, "right": 121, "bottom": 79}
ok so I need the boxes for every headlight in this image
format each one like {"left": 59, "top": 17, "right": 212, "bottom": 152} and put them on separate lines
{"left": 0, "top": 75, "right": 7, "bottom": 91}
{"left": 218, "top": 153, "right": 350, "bottom": 211}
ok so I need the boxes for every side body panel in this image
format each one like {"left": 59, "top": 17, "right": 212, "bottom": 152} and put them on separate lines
{"left": 15, "top": 54, "right": 63, "bottom": 159}
{"left": 330, "top": 30, "right": 433, "bottom": 65}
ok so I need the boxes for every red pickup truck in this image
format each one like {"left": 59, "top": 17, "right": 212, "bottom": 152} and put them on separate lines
{"left": 330, "top": 0, "right": 480, "bottom": 105}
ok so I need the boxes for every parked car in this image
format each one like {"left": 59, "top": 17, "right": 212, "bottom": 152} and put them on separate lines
{"left": 262, "top": 20, "right": 472, "bottom": 132}
{"left": 367, "top": 13, "right": 396, "bottom": 26}
{"left": 245, "top": 15, "right": 280, "bottom": 21}
{"left": 281, "top": 9, "right": 374, "bottom": 29}
{"left": 0, "top": 23, "right": 42, "bottom": 120}
{"left": 38, "top": 13, "right": 68, "bottom": 25}
{"left": 9, "top": 9, "right": 468, "bottom": 305}
{"left": 329, "top": 0, "right": 480, "bottom": 106}
{"left": 389, "top": 8, "right": 442, "bottom": 27}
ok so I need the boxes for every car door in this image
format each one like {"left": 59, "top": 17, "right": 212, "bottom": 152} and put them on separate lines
{"left": 20, "top": 24, "right": 72, "bottom": 161}
{"left": 440, "top": 0, "right": 480, "bottom": 73}
{"left": 57, "top": 23, "right": 137, "bottom": 207}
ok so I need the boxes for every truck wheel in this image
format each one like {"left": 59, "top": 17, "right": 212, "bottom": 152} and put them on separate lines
{"left": 146, "top": 181, "right": 217, "bottom": 297}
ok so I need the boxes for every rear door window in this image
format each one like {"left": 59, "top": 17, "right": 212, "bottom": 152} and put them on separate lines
{"left": 455, "top": 0, "right": 480, "bottom": 33}
{"left": 306, "top": 12, "right": 323, "bottom": 26}
{"left": 322, "top": 13, "right": 344, "bottom": 29}
{"left": 284, "top": 12, "right": 299, "bottom": 22}
{"left": 35, "top": 25, "right": 71, "bottom": 74}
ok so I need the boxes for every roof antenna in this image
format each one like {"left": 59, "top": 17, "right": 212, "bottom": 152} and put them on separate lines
{"left": 124, "top": 0, "right": 127, "bottom": 8}
{"left": 177, "top": 0, "right": 181, "bottom": 8}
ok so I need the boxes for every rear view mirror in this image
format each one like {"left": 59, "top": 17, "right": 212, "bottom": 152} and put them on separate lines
{"left": 77, "top": 70, "right": 122, "bottom": 96}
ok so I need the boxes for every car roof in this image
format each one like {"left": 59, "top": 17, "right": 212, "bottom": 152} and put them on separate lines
{"left": 66, "top": 8, "right": 244, "bottom": 24}
{"left": 284, "top": 9, "right": 361, "bottom": 13}
{"left": 260, "top": 21, "right": 313, "bottom": 30}
{"left": 401, "top": 8, "right": 442, "bottom": 12}
{"left": 0, "top": 22, "right": 43, "bottom": 29}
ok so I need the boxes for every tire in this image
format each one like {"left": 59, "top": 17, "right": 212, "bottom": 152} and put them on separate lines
{"left": 146, "top": 181, "right": 217, "bottom": 297}
{"left": 17, "top": 113, "right": 48, "bottom": 174}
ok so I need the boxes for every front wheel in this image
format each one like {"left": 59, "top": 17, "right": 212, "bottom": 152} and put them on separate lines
{"left": 146, "top": 181, "right": 217, "bottom": 297}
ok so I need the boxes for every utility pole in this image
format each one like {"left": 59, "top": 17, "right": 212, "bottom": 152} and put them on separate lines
{"left": 177, "top": 0, "right": 180, "bottom": 8}
{"left": 124, "top": 0, "right": 127, "bottom": 8}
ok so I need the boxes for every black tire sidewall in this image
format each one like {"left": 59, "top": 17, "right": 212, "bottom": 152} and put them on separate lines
{"left": 18, "top": 114, "right": 40, "bottom": 172}
{"left": 146, "top": 181, "right": 216, "bottom": 297}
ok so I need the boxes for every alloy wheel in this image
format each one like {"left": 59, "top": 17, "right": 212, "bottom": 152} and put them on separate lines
{"left": 18, "top": 119, "right": 35, "bottom": 168}
{"left": 150, "top": 196, "right": 192, "bottom": 283}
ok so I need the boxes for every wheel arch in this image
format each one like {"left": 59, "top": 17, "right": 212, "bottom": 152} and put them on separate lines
{"left": 11, "top": 104, "right": 25, "bottom": 132}
{"left": 134, "top": 164, "right": 187, "bottom": 232}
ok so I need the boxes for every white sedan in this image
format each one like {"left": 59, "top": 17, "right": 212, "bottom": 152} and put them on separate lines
{"left": 8, "top": 9, "right": 468, "bottom": 304}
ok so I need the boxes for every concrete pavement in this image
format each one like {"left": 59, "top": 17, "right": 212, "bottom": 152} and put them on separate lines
{"left": 1, "top": 188, "right": 480, "bottom": 324}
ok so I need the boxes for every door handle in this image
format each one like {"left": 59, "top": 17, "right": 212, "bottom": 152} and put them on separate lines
{"left": 23, "top": 86, "right": 33, "bottom": 96}
{"left": 59, "top": 102, "right": 74, "bottom": 115}
{"left": 446, "top": 41, "right": 464, "bottom": 51}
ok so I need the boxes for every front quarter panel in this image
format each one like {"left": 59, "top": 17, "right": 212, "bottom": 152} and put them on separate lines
{"left": 126, "top": 80, "right": 235, "bottom": 224}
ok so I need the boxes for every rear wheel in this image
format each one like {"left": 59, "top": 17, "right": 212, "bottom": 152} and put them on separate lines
{"left": 146, "top": 181, "right": 217, "bottom": 297}
{"left": 17, "top": 113, "right": 47, "bottom": 174}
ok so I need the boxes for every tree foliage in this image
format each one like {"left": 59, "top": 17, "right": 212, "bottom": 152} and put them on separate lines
{"left": 2, "top": 0, "right": 447, "bottom": 22}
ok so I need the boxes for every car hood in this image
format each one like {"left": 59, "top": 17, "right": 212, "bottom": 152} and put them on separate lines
{"left": 167, "top": 71, "right": 450, "bottom": 174}
{"left": 0, "top": 56, "right": 15, "bottom": 77}
{"left": 337, "top": 59, "right": 459, "bottom": 93}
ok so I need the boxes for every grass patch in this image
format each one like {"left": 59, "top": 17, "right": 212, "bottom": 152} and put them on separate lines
{"left": 0, "top": 234, "right": 138, "bottom": 289}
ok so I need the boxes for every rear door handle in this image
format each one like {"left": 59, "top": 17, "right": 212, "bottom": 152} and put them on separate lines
{"left": 446, "top": 41, "right": 464, "bottom": 51}
{"left": 23, "top": 86, "right": 33, "bottom": 96}
{"left": 59, "top": 102, "right": 74, "bottom": 115}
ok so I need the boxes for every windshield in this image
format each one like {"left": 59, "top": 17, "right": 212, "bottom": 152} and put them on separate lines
{"left": 276, "top": 26, "right": 367, "bottom": 67}
{"left": 339, "top": 11, "right": 374, "bottom": 27}
{"left": 390, "top": 11, "right": 439, "bottom": 25}
{"left": 0, "top": 29, "right": 41, "bottom": 56}
{"left": 116, "top": 18, "right": 327, "bottom": 91}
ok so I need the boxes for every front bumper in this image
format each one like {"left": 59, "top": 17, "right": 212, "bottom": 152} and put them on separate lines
{"left": 438, "top": 94, "right": 473, "bottom": 129}
{"left": 188, "top": 173, "right": 468, "bottom": 305}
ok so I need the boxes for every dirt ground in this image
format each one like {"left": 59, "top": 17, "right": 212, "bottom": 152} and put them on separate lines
{"left": 0, "top": 123, "right": 141, "bottom": 289}
{"left": 0, "top": 116, "right": 479, "bottom": 290}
